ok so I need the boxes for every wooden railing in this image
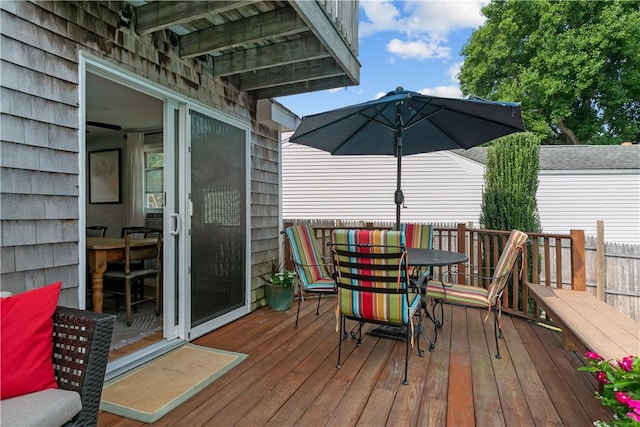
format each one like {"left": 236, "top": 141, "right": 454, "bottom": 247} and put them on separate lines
{"left": 283, "top": 221, "right": 586, "bottom": 319}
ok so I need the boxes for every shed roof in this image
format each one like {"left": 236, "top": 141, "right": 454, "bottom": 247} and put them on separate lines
{"left": 455, "top": 144, "right": 639, "bottom": 170}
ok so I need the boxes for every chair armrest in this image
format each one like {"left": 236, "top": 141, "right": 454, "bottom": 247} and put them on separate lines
{"left": 53, "top": 307, "right": 115, "bottom": 427}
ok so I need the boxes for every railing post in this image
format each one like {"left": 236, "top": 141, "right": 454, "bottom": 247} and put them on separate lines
{"left": 570, "top": 229, "right": 586, "bottom": 291}
{"left": 596, "top": 221, "right": 605, "bottom": 301}
{"left": 457, "top": 223, "right": 467, "bottom": 285}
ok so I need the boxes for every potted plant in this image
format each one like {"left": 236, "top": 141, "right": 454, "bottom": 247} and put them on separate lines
{"left": 579, "top": 351, "right": 640, "bottom": 425}
{"left": 260, "top": 258, "right": 295, "bottom": 311}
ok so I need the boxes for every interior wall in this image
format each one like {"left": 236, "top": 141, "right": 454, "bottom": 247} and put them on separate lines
{"left": 86, "top": 135, "right": 127, "bottom": 238}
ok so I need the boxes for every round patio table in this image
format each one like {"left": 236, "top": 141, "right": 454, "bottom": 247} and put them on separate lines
{"left": 367, "top": 248, "right": 468, "bottom": 346}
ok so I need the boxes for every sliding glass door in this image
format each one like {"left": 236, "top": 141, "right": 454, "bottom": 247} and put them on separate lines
{"left": 188, "top": 110, "right": 248, "bottom": 333}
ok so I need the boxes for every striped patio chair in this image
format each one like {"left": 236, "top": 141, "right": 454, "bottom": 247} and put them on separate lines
{"left": 401, "top": 222, "right": 434, "bottom": 276}
{"left": 425, "top": 229, "right": 528, "bottom": 359}
{"left": 330, "top": 229, "right": 422, "bottom": 385}
{"left": 284, "top": 225, "right": 336, "bottom": 328}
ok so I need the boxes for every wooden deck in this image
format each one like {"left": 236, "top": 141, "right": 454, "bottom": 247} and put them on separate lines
{"left": 98, "top": 296, "right": 613, "bottom": 426}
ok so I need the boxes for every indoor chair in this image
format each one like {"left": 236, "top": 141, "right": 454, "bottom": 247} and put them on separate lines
{"left": 86, "top": 225, "right": 107, "bottom": 237}
{"left": 103, "top": 228, "right": 162, "bottom": 326}
{"left": 284, "top": 225, "right": 336, "bottom": 328}
{"left": 330, "top": 229, "right": 422, "bottom": 385}
{"left": 424, "top": 229, "right": 528, "bottom": 358}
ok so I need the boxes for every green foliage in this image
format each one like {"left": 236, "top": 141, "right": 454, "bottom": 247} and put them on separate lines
{"left": 259, "top": 258, "right": 294, "bottom": 288}
{"left": 459, "top": 0, "right": 640, "bottom": 145}
{"left": 480, "top": 132, "right": 541, "bottom": 312}
{"left": 480, "top": 132, "right": 541, "bottom": 233}
{"left": 579, "top": 352, "right": 640, "bottom": 426}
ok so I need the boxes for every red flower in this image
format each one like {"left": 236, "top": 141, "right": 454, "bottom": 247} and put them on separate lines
{"left": 616, "top": 391, "right": 631, "bottom": 405}
{"left": 595, "top": 371, "right": 608, "bottom": 384}
{"left": 618, "top": 356, "right": 634, "bottom": 372}
{"left": 585, "top": 351, "right": 603, "bottom": 361}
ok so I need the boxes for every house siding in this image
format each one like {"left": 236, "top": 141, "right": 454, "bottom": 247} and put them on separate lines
{"left": 537, "top": 173, "right": 640, "bottom": 244}
{"left": 282, "top": 142, "right": 485, "bottom": 224}
{"left": 282, "top": 142, "right": 640, "bottom": 245}
{"left": 0, "top": 1, "right": 281, "bottom": 306}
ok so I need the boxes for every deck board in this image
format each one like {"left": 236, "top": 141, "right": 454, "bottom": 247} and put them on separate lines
{"left": 98, "top": 296, "right": 614, "bottom": 427}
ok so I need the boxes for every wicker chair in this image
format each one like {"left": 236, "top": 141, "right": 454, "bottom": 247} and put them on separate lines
{"left": 1, "top": 306, "right": 114, "bottom": 426}
{"left": 53, "top": 306, "right": 115, "bottom": 426}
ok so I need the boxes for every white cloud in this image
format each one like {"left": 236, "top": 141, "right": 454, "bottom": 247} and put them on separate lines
{"left": 360, "top": 1, "right": 488, "bottom": 61}
{"left": 359, "top": 1, "right": 403, "bottom": 37}
{"left": 418, "top": 85, "right": 463, "bottom": 98}
{"left": 403, "top": 1, "right": 487, "bottom": 36}
{"left": 447, "top": 61, "right": 463, "bottom": 83}
{"left": 387, "top": 38, "right": 450, "bottom": 60}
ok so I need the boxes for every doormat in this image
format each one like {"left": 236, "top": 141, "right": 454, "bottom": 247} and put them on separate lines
{"left": 100, "top": 344, "right": 247, "bottom": 423}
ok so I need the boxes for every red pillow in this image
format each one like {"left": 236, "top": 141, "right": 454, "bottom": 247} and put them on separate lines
{"left": 1, "top": 282, "right": 62, "bottom": 399}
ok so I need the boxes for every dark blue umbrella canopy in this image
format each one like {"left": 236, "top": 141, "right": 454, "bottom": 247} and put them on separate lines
{"left": 289, "top": 87, "right": 526, "bottom": 228}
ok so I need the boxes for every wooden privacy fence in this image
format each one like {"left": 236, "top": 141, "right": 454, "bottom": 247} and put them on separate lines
{"left": 283, "top": 220, "right": 589, "bottom": 320}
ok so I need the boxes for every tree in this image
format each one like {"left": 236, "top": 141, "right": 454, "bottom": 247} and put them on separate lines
{"left": 459, "top": 0, "right": 640, "bottom": 145}
{"left": 480, "top": 132, "right": 541, "bottom": 233}
{"left": 480, "top": 132, "right": 541, "bottom": 312}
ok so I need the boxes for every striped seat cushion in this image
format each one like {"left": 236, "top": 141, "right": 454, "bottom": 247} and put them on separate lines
{"left": 425, "top": 229, "right": 528, "bottom": 310}
{"left": 306, "top": 277, "right": 336, "bottom": 291}
{"left": 425, "top": 281, "right": 490, "bottom": 309}
{"left": 486, "top": 230, "right": 528, "bottom": 304}
{"left": 332, "top": 229, "right": 418, "bottom": 324}
{"left": 401, "top": 223, "right": 433, "bottom": 249}
{"left": 401, "top": 223, "right": 434, "bottom": 276}
{"left": 285, "top": 225, "right": 331, "bottom": 289}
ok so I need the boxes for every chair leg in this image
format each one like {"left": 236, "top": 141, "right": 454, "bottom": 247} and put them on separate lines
{"left": 125, "top": 279, "right": 132, "bottom": 327}
{"left": 337, "top": 314, "right": 343, "bottom": 369}
{"left": 421, "top": 295, "right": 441, "bottom": 352}
{"left": 315, "top": 294, "right": 322, "bottom": 315}
{"left": 403, "top": 324, "right": 410, "bottom": 385}
{"left": 493, "top": 305, "right": 501, "bottom": 359}
{"left": 414, "top": 312, "right": 424, "bottom": 357}
{"left": 294, "top": 291, "right": 303, "bottom": 329}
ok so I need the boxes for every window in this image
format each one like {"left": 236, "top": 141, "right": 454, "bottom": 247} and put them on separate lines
{"left": 144, "top": 150, "right": 164, "bottom": 211}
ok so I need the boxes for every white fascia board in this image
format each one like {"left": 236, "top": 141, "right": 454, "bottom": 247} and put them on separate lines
{"left": 257, "top": 99, "right": 301, "bottom": 131}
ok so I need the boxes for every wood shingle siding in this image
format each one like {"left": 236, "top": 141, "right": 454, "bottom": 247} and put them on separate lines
{"left": 0, "top": 1, "right": 277, "bottom": 305}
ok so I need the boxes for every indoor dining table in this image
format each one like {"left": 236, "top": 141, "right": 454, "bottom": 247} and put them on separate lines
{"left": 86, "top": 237, "right": 157, "bottom": 313}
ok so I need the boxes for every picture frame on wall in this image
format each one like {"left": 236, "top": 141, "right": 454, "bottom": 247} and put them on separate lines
{"left": 89, "top": 149, "right": 121, "bottom": 204}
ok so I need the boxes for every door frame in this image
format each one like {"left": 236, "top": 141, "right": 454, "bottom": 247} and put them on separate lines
{"left": 79, "top": 53, "right": 253, "bottom": 376}
{"left": 184, "top": 104, "right": 252, "bottom": 340}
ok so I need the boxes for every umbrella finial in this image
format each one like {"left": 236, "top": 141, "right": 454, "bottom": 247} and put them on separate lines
{"left": 396, "top": 86, "right": 404, "bottom": 93}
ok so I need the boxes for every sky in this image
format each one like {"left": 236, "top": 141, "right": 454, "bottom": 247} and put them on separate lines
{"left": 277, "top": 0, "right": 489, "bottom": 119}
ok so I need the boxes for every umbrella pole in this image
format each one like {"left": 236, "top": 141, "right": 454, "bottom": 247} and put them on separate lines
{"left": 394, "top": 126, "right": 403, "bottom": 231}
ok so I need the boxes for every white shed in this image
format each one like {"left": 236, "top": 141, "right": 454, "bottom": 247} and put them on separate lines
{"left": 282, "top": 142, "right": 640, "bottom": 245}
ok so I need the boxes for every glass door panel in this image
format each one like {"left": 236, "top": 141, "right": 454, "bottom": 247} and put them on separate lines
{"left": 189, "top": 111, "right": 246, "bottom": 327}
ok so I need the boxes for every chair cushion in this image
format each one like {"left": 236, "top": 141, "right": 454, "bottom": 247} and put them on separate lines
{"left": 305, "top": 277, "right": 336, "bottom": 291}
{"left": 401, "top": 223, "right": 434, "bottom": 276}
{"left": 333, "top": 229, "right": 414, "bottom": 324}
{"left": 0, "top": 388, "right": 82, "bottom": 427}
{"left": 285, "top": 225, "right": 330, "bottom": 286}
{"left": 0, "top": 282, "right": 61, "bottom": 399}
{"left": 401, "top": 223, "right": 433, "bottom": 249}
{"left": 486, "top": 230, "right": 528, "bottom": 304}
{"left": 426, "top": 280, "right": 491, "bottom": 309}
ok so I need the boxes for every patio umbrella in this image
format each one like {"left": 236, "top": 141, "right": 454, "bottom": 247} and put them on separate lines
{"left": 289, "top": 87, "right": 526, "bottom": 229}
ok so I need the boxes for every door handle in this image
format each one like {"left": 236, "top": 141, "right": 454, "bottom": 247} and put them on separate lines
{"left": 169, "top": 213, "right": 180, "bottom": 236}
